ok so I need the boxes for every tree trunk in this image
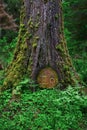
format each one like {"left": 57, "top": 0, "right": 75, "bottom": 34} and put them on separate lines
{"left": 2, "top": 0, "right": 79, "bottom": 91}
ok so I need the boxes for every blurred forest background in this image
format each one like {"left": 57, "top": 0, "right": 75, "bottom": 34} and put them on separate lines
{"left": 0, "top": 0, "right": 87, "bottom": 86}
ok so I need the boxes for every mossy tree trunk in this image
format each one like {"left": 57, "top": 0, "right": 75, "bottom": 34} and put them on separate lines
{"left": 2, "top": 0, "right": 79, "bottom": 91}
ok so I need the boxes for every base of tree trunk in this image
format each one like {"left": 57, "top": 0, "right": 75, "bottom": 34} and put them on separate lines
{"left": 1, "top": 0, "right": 81, "bottom": 93}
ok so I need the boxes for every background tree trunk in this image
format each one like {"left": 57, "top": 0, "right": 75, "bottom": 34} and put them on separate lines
{"left": 2, "top": 0, "right": 79, "bottom": 91}
{"left": 0, "top": 0, "right": 17, "bottom": 30}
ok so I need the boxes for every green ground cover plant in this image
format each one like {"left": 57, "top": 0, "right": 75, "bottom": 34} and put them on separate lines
{"left": 0, "top": 86, "right": 87, "bottom": 130}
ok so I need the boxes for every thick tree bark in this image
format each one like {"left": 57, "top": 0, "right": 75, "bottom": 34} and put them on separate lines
{"left": 1, "top": 0, "right": 79, "bottom": 91}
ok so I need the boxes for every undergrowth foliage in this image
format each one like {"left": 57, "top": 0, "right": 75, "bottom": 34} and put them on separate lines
{"left": 0, "top": 87, "right": 87, "bottom": 130}
{"left": 0, "top": 36, "right": 17, "bottom": 67}
{"left": 12, "top": 77, "right": 39, "bottom": 96}
{"left": 0, "top": 70, "right": 4, "bottom": 86}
